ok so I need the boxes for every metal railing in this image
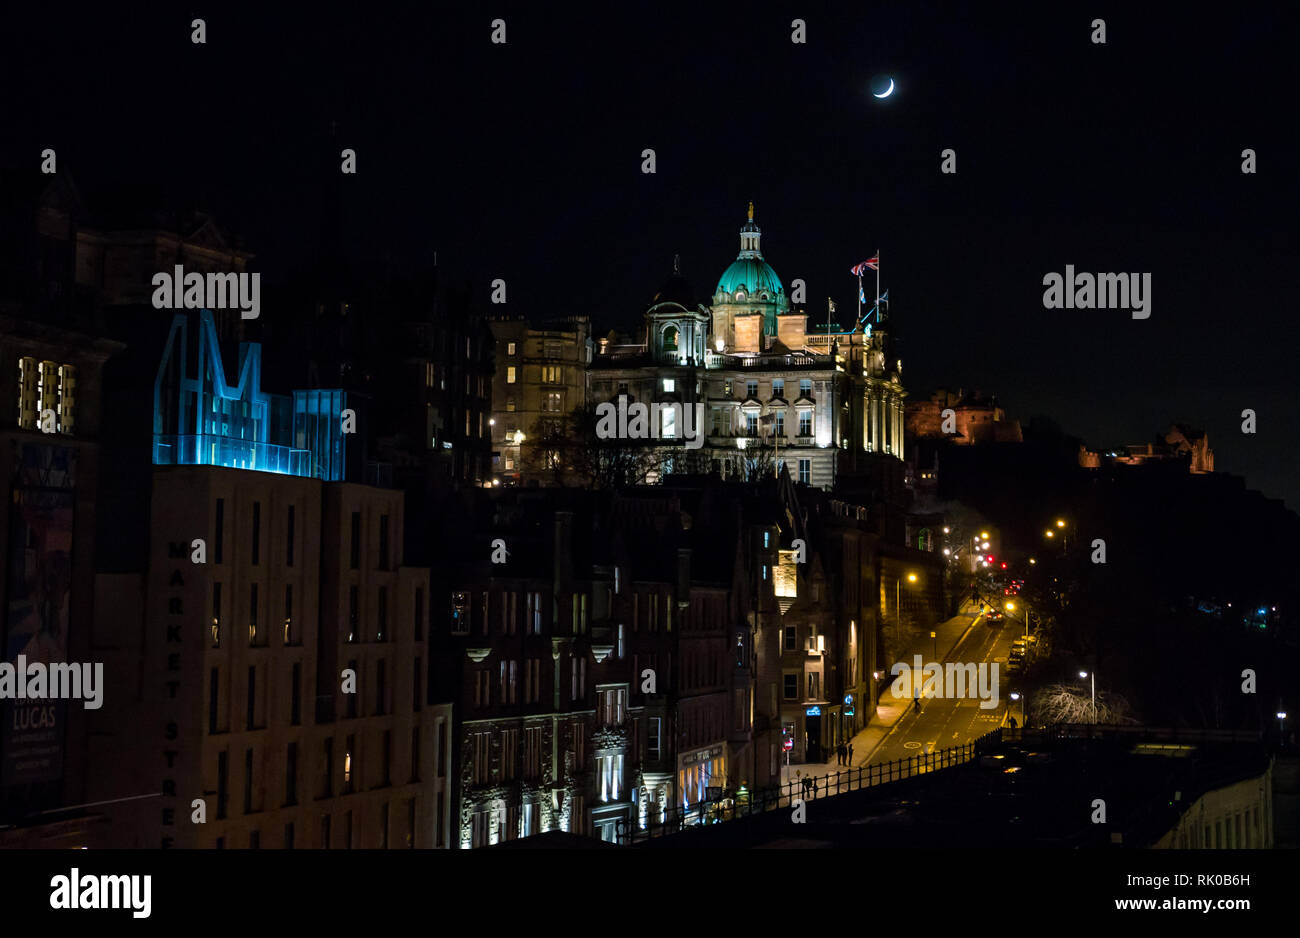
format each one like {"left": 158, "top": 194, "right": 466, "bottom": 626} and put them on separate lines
{"left": 618, "top": 729, "right": 1001, "bottom": 845}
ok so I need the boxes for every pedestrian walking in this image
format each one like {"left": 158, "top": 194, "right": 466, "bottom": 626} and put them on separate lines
{"left": 848, "top": 743, "right": 854, "bottom": 763}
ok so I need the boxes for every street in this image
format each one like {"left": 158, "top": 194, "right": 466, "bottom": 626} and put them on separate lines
{"left": 867, "top": 608, "right": 1016, "bottom": 765}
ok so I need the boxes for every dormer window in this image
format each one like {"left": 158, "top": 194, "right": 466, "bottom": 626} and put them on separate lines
{"left": 735, "top": 290, "right": 746, "bottom": 301}
{"left": 760, "top": 293, "right": 769, "bottom": 301}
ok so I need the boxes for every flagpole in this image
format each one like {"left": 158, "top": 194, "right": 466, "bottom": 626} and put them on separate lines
{"left": 876, "top": 248, "right": 880, "bottom": 309}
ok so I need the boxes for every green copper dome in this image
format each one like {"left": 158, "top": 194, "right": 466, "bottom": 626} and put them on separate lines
{"left": 715, "top": 206, "right": 784, "bottom": 302}
{"left": 716, "top": 257, "right": 784, "bottom": 300}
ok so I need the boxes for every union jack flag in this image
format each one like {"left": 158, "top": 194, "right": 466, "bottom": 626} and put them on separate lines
{"left": 850, "top": 256, "right": 879, "bottom": 277}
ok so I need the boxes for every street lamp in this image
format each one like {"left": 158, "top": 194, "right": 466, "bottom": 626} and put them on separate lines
{"left": 1079, "top": 670, "right": 1096, "bottom": 724}
{"left": 896, "top": 573, "right": 917, "bottom": 647}
{"left": 1009, "top": 692, "right": 1026, "bottom": 727}
{"left": 1279, "top": 711, "right": 1288, "bottom": 745}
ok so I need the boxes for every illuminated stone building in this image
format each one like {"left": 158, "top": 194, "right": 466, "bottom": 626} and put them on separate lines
{"left": 487, "top": 314, "right": 591, "bottom": 485}
{"left": 1078, "top": 424, "right": 1215, "bottom": 474}
{"left": 86, "top": 309, "right": 454, "bottom": 848}
{"left": 588, "top": 206, "right": 908, "bottom": 490}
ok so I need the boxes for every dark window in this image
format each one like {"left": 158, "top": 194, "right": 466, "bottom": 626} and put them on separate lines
{"left": 243, "top": 748, "right": 254, "bottom": 814}
{"left": 380, "top": 803, "right": 389, "bottom": 849}
{"left": 350, "top": 511, "right": 361, "bottom": 569}
{"left": 249, "top": 830, "right": 259, "bottom": 849}
{"left": 217, "top": 751, "right": 228, "bottom": 819}
{"left": 411, "top": 727, "right": 421, "bottom": 782}
{"left": 215, "top": 498, "right": 224, "bottom": 564}
{"left": 383, "top": 730, "right": 392, "bottom": 786}
{"left": 414, "top": 587, "right": 424, "bottom": 641}
{"left": 379, "top": 514, "right": 390, "bottom": 569}
{"left": 209, "top": 667, "right": 219, "bottom": 734}
{"left": 283, "top": 584, "right": 294, "bottom": 645}
{"left": 211, "top": 583, "right": 222, "bottom": 647}
{"left": 348, "top": 587, "right": 359, "bottom": 643}
{"left": 413, "top": 657, "right": 422, "bottom": 711}
{"left": 376, "top": 660, "right": 387, "bottom": 715}
{"left": 347, "top": 660, "right": 358, "bottom": 718}
{"left": 345, "top": 811, "right": 353, "bottom": 849}
{"left": 286, "top": 742, "right": 298, "bottom": 806}
{"left": 407, "top": 798, "right": 416, "bottom": 848}
{"left": 286, "top": 505, "right": 295, "bottom": 567}
{"left": 784, "top": 673, "right": 798, "bottom": 699}
{"left": 246, "top": 666, "right": 256, "bottom": 730}
{"left": 251, "top": 501, "right": 261, "bottom": 565}
{"left": 291, "top": 663, "right": 301, "bottom": 726}
{"left": 322, "top": 739, "right": 333, "bottom": 798}
{"left": 249, "top": 583, "right": 259, "bottom": 644}
{"left": 377, "top": 586, "right": 387, "bottom": 641}
{"left": 216, "top": 837, "right": 225, "bottom": 849}
{"left": 437, "top": 722, "right": 446, "bottom": 777}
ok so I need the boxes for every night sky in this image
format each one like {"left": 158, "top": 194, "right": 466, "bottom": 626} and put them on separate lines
{"left": 4, "top": 3, "right": 1296, "bottom": 505}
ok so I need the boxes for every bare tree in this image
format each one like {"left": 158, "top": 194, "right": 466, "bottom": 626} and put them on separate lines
{"left": 564, "top": 403, "right": 664, "bottom": 490}
{"left": 1029, "top": 683, "right": 1139, "bottom": 725}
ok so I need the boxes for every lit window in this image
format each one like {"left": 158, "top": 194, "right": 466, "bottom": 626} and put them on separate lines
{"left": 661, "top": 407, "right": 676, "bottom": 439}
{"left": 662, "top": 378, "right": 675, "bottom": 393}
{"left": 507, "top": 342, "right": 516, "bottom": 356}
{"left": 506, "top": 397, "right": 516, "bottom": 412}
{"left": 506, "top": 366, "right": 517, "bottom": 384}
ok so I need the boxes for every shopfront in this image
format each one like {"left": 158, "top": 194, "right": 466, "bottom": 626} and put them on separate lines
{"left": 677, "top": 743, "right": 726, "bottom": 809}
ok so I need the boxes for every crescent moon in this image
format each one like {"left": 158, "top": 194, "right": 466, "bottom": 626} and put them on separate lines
{"left": 873, "top": 78, "right": 895, "bottom": 98}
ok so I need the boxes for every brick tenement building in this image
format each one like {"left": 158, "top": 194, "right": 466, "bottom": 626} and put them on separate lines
{"left": 442, "top": 472, "right": 947, "bottom": 845}
{"left": 445, "top": 489, "right": 741, "bottom": 845}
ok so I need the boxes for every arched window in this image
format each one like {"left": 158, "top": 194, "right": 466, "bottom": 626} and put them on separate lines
{"left": 735, "top": 290, "right": 746, "bottom": 301}
{"left": 662, "top": 325, "right": 679, "bottom": 353}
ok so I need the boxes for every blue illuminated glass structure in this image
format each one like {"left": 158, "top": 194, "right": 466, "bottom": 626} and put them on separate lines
{"left": 152, "top": 310, "right": 350, "bottom": 480}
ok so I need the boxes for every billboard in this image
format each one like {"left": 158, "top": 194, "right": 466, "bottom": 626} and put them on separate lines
{"left": 2, "top": 444, "right": 77, "bottom": 786}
